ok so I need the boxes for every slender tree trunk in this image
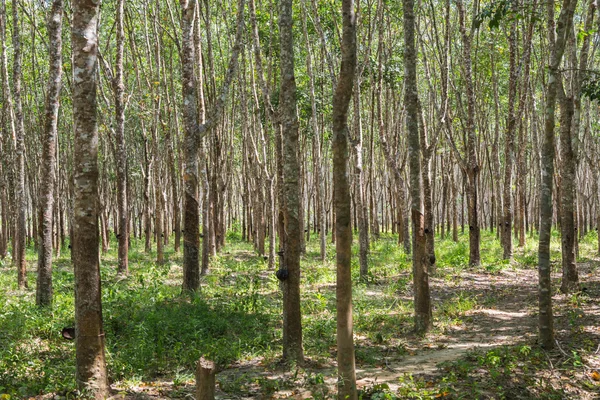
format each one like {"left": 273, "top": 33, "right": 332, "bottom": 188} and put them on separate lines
{"left": 332, "top": 0, "right": 358, "bottom": 397}
{"left": 558, "top": 0, "right": 594, "bottom": 292}
{"left": 491, "top": 81, "right": 502, "bottom": 241}
{"left": 516, "top": 11, "right": 536, "bottom": 248}
{"left": 12, "top": 0, "right": 27, "bottom": 289}
{"left": 457, "top": 0, "right": 480, "bottom": 267}
{"left": 301, "top": 6, "right": 327, "bottom": 262}
{"left": 167, "top": 103, "right": 181, "bottom": 254}
{"left": 502, "top": 19, "right": 518, "bottom": 260}
{"left": 0, "top": 0, "right": 14, "bottom": 264}
{"left": 71, "top": 0, "right": 109, "bottom": 394}
{"left": 181, "top": 0, "right": 201, "bottom": 291}
{"left": 558, "top": 84, "right": 578, "bottom": 293}
{"left": 451, "top": 168, "right": 458, "bottom": 242}
{"left": 0, "top": 181, "right": 6, "bottom": 259}
{"left": 597, "top": 179, "right": 600, "bottom": 256}
{"left": 441, "top": 159, "right": 447, "bottom": 239}
{"left": 181, "top": 0, "right": 245, "bottom": 290}
{"left": 405, "top": 0, "right": 432, "bottom": 333}
{"left": 352, "top": 78, "right": 369, "bottom": 280}
{"left": 279, "top": 0, "right": 303, "bottom": 364}
{"left": 153, "top": 102, "right": 164, "bottom": 265}
{"left": 194, "top": 0, "right": 210, "bottom": 273}
{"left": 36, "top": 0, "right": 63, "bottom": 307}
{"left": 143, "top": 132, "right": 152, "bottom": 253}
{"left": 418, "top": 105, "right": 437, "bottom": 273}
{"left": 115, "top": 0, "right": 128, "bottom": 274}
{"left": 379, "top": 92, "right": 410, "bottom": 254}
{"left": 539, "top": 0, "right": 577, "bottom": 350}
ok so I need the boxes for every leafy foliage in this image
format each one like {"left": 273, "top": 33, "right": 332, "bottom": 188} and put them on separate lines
{"left": 474, "top": 0, "right": 511, "bottom": 30}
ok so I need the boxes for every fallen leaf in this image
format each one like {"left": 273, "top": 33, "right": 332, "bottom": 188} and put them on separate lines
{"left": 591, "top": 370, "right": 600, "bottom": 381}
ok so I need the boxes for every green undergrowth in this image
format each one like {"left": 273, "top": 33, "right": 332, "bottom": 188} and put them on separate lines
{"left": 0, "top": 227, "right": 598, "bottom": 398}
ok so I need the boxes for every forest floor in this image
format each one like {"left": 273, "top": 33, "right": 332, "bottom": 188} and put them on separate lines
{"left": 1, "top": 230, "right": 599, "bottom": 399}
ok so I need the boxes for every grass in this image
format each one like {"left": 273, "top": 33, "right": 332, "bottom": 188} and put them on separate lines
{"left": 0, "top": 226, "right": 598, "bottom": 398}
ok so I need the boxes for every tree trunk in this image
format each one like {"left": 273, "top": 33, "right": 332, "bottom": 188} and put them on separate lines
{"left": 36, "top": 0, "right": 63, "bottom": 307}
{"left": 418, "top": 104, "right": 437, "bottom": 274}
{"left": 181, "top": 0, "right": 201, "bottom": 291}
{"left": 143, "top": 131, "right": 152, "bottom": 253}
{"left": 0, "top": 181, "right": 7, "bottom": 259}
{"left": 193, "top": 1, "right": 210, "bottom": 273}
{"left": 279, "top": 0, "right": 303, "bottom": 364}
{"left": 379, "top": 91, "right": 410, "bottom": 254}
{"left": 195, "top": 358, "right": 216, "bottom": 400}
{"left": 332, "top": 0, "right": 357, "bottom": 397}
{"left": 153, "top": 103, "right": 164, "bottom": 265}
{"left": 12, "top": 0, "right": 27, "bottom": 289}
{"left": 557, "top": 0, "right": 595, "bottom": 292}
{"left": 558, "top": 85, "right": 579, "bottom": 293}
{"left": 457, "top": 0, "right": 480, "bottom": 267}
{"left": 181, "top": 0, "right": 245, "bottom": 290}
{"left": 516, "top": 12, "right": 536, "bottom": 248}
{"left": 405, "top": 0, "right": 432, "bottom": 333}
{"left": 115, "top": 0, "right": 129, "bottom": 274}
{"left": 502, "top": 19, "right": 518, "bottom": 260}
{"left": 0, "top": 0, "right": 14, "bottom": 263}
{"left": 301, "top": 8, "right": 326, "bottom": 262}
{"left": 538, "top": 0, "right": 577, "bottom": 350}
{"left": 71, "top": 0, "right": 109, "bottom": 394}
{"left": 352, "top": 78, "right": 369, "bottom": 280}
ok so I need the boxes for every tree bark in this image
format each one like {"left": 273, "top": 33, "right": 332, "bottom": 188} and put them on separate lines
{"left": 181, "top": 0, "right": 245, "bottom": 291}
{"left": 457, "top": 0, "right": 480, "bottom": 267}
{"left": 501, "top": 18, "right": 518, "bottom": 260}
{"left": 557, "top": 0, "right": 594, "bottom": 293}
{"left": 379, "top": 91, "right": 410, "bottom": 254}
{"left": 0, "top": 0, "right": 14, "bottom": 263}
{"left": 405, "top": 0, "right": 432, "bottom": 333}
{"left": 279, "top": 0, "right": 303, "bottom": 364}
{"left": 181, "top": 0, "right": 201, "bottom": 291}
{"left": 195, "top": 358, "right": 216, "bottom": 400}
{"left": 301, "top": 5, "right": 327, "bottom": 262}
{"left": 332, "top": 0, "right": 358, "bottom": 397}
{"left": 516, "top": 10, "right": 536, "bottom": 248}
{"left": 539, "top": 0, "right": 577, "bottom": 350}
{"left": 114, "top": 0, "right": 129, "bottom": 274}
{"left": 558, "top": 83, "right": 578, "bottom": 293}
{"left": 12, "top": 0, "right": 27, "bottom": 289}
{"left": 352, "top": 77, "right": 369, "bottom": 280}
{"left": 71, "top": 0, "right": 109, "bottom": 395}
{"left": 36, "top": 0, "right": 63, "bottom": 307}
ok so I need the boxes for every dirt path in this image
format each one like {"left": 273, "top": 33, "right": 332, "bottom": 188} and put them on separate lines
{"left": 348, "top": 268, "right": 541, "bottom": 395}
